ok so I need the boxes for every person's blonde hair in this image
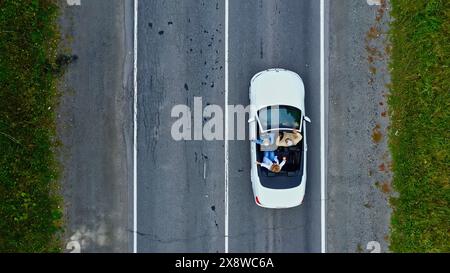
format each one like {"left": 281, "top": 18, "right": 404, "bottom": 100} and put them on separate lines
{"left": 271, "top": 164, "right": 281, "bottom": 173}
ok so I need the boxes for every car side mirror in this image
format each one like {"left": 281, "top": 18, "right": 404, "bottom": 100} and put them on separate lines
{"left": 304, "top": 116, "right": 311, "bottom": 123}
{"left": 248, "top": 117, "right": 255, "bottom": 123}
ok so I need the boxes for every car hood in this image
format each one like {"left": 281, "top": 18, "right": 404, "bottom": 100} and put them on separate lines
{"left": 250, "top": 69, "right": 305, "bottom": 111}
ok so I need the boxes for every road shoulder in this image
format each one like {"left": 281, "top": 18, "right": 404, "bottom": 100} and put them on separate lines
{"left": 327, "top": 0, "right": 392, "bottom": 253}
{"left": 57, "top": 0, "right": 133, "bottom": 252}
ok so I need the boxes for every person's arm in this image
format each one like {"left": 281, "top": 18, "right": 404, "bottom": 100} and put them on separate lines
{"left": 252, "top": 138, "right": 264, "bottom": 145}
{"left": 279, "top": 157, "right": 287, "bottom": 169}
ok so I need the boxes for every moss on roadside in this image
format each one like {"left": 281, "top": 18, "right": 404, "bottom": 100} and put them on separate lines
{"left": 388, "top": 0, "right": 450, "bottom": 252}
{"left": 0, "top": 0, "right": 62, "bottom": 252}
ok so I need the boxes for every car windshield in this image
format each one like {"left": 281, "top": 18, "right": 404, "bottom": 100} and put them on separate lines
{"left": 257, "top": 105, "right": 301, "bottom": 131}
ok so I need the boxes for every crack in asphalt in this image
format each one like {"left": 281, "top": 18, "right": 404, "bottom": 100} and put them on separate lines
{"left": 133, "top": 229, "right": 221, "bottom": 244}
{"left": 228, "top": 224, "right": 306, "bottom": 239}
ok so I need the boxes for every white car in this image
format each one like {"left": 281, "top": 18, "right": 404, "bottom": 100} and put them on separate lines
{"left": 248, "top": 68, "right": 310, "bottom": 208}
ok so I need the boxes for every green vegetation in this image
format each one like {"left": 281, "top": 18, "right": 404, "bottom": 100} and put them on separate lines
{"left": 0, "top": 0, "right": 62, "bottom": 252}
{"left": 388, "top": 0, "right": 450, "bottom": 252}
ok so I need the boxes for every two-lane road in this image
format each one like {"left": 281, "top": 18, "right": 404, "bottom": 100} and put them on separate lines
{"left": 136, "top": 0, "right": 323, "bottom": 252}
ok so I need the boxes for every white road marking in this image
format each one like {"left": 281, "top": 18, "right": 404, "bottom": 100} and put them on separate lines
{"left": 203, "top": 161, "right": 207, "bottom": 180}
{"left": 133, "top": 0, "right": 138, "bottom": 253}
{"left": 366, "top": 0, "right": 381, "bottom": 6}
{"left": 320, "top": 0, "right": 327, "bottom": 253}
{"left": 66, "top": 241, "right": 81, "bottom": 253}
{"left": 224, "top": 0, "right": 230, "bottom": 254}
{"left": 66, "top": 0, "right": 81, "bottom": 6}
{"left": 66, "top": 224, "right": 110, "bottom": 253}
{"left": 367, "top": 241, "right": 381, "bottom": 253}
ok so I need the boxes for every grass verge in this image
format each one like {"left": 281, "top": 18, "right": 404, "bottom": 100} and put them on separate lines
{"left": 0, "top": 0, "right": 62, "bottom": 252}
{"left": 388, "top": 0, "right": 450, "bottom": 252}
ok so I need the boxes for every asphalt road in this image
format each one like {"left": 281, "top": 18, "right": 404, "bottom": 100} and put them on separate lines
{"left": 136, "top": 0, "right": 226, "bottom": 252}
{"left": 58, "top": 0, "right": 132, "bottom": 252}
{"left": 137, "top": 0, "right": 322, "bottom": 253}
{"left": 57, "top": 0, "right": 393, "bottom": 253}
{"left": 227, "top": 0, "right": 321, "bottom": 252}
{"left": 327, "top": 0, "right": 391, "bottom": 252}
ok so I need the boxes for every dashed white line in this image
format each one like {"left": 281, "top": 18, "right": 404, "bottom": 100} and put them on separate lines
{"left": 66, "top": 0, "right": 81, "bottom": 6}
{"left": 320, "top": 0, "right": 327, "bottom": 253}
{"left": 133, "top": 0, "right": 138, "bottom": 254}
{"left": 224, "top": 0, "right": 230, "bottom": 254}
{"left": 366, "top": 0, "right": 381, "bottom": 6}
{"left": 203, "top": 162, "right": 207, "bottom": 180}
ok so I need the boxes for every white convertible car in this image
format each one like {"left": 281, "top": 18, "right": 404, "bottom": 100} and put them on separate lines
{"left": 248, "top": 68, "right": 310, "bottom": 209}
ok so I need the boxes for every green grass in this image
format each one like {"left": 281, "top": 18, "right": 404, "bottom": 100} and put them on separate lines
{"left": 0, "top": 0, "right": 62, "bottom": 252}
{"left": 388, "top": 0, "right": 450, "bottom": 252}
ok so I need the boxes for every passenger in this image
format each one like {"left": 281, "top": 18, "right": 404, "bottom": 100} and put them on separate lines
{"left": 256, "top": 151, "right": 287, "bottom": 173}
{"left": 284, "top": 138, "right": 294, "bottom": 146}
{"left": 276, "top": 129, "right": 302, "bottom": 147}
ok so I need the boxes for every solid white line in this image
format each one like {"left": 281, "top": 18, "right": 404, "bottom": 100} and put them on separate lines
{"left": 224, "top": 0, "right": 229, "bottom": 254}
{"left": 320, "top": 0, "right": 326, "bottom": 253}
{"left": 133, "top": 0, "right": 138, "bottom": 254}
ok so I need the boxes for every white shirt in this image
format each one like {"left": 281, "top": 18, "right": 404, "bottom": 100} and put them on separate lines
{"left": 260, "top": 158, "right": 286, "bottom": 171}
